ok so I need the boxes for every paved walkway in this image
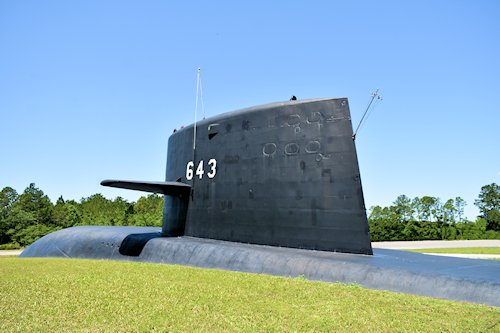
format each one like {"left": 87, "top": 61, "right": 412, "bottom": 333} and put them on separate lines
{"left": 423, "top": 253, "right": 500, "bottom": 259}
{"left": 372, "top": 239, "right": 500, "bottom": 249}
{"left": 0, "top": 250, "right": 23, "bottom": 256}
{"left": 372, "top": 240, "right": 500, "bottom": 260}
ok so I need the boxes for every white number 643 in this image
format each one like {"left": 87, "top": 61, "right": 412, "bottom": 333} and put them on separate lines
{"left": 186, "top": 158, "right": 216, "bottom": 180}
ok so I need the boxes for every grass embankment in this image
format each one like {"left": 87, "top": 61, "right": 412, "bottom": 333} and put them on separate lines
{"left": 1, "top": 258, "right": 499, "bottom": 332}
{"left": 406, "top": 247, "right": 500, "bottom": 254}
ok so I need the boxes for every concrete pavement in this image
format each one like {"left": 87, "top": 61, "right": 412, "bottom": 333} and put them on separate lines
{"left": 0, "top": 250, "right": 23, "bottom": 256}
{"left": 372, "top": 239, "right": 500, "bottom": 259}
{"left": 372, "top": 239, "right": 500, "bottom": 249}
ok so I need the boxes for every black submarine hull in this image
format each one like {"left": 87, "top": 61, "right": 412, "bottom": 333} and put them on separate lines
{"left": 19, "top": 226, "right": 500, "bottom": 307}
{"left": 19, "top": 97, "right": 500, "bottom": 306}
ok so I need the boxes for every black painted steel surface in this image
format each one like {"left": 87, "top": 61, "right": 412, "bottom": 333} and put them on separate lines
{"left": 100, "top": 180, "right": 191, "bottom": 196}
{"left": 166, "top": 98, "right": 372, "bottom": 254}
{"left": 20, "top": 226, "right": 500, "bottom": 307}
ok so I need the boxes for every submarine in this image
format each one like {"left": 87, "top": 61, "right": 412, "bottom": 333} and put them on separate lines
{"left": 20, "top": 97, "right": 500, "bottom": 307}
{"left": 103, "top": 97, "right": 373, "bottom": 255}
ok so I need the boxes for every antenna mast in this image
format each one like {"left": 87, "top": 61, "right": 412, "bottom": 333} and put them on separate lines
{"left": 199, "top": 69, "right": 205, "bottom": 120}
{"left": 192, "top": 68, "right": 205, "bottom": 200}
{"left": 193, "top": 68, "right": 206, "bottom": 150}
{"left": 353, "top": 88, "right": 382, "bottom": 140}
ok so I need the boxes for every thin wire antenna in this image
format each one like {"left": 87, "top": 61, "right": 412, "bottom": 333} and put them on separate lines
{"left": 191, "top": 68, "right": 202, "bottom": 200}
{"left": 199, "top": 69, "right": 205, "bottom": 120}
{"left": 353, "top": 88, "right": 382, "bottom": 140}
{"left": 194, "top": 68, "right": 201, "bottom": 149}
{"left": 358, "top": 97, "right": 381, "bottom": 133}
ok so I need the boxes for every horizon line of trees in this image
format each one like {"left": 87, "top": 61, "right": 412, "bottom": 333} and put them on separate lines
{"left": 0, "top": 183, "right": 164, "bottom": 249}
{"left": 368, "top": 183, "right": 500, "bottom": 241}
{"left": 1, "top": 182, "right": 499, "bottom": 249}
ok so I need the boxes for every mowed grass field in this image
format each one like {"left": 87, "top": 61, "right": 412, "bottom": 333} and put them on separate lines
{"left": 1, "top": 257, "right": 499, "bottom": 332}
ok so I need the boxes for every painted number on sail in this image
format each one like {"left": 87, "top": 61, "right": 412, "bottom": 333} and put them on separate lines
{"left": 186, "top": 159, "right": 217, "bottom": 180}
{"left": 207, "top": 159, "right": 217, "bottom": 178}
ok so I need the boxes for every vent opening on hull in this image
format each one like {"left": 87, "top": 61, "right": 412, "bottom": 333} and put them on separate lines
{"left": 119, "top": 232, "right": 164, "bottom": 256}
{"left": 208, "top": 123, "right": 220, "bottom": 140}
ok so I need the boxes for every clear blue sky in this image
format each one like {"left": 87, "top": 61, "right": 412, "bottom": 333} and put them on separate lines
{"left": 1, "top": 1, "right": 499, "bottom": 221}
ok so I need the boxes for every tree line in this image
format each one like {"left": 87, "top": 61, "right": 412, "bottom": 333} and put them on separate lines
{"left": 368, "top": 183, "right": 500, "bottom": 241}
{"left": 1, "top": 182, "right": 499, "bottom": 249}
{"left": 0, "top": 183, "right": 163, "bottom": 249}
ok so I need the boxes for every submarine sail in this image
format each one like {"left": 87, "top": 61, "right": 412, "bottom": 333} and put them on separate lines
{"left": 161, "top": 97, "right": 372, "bottom": 254}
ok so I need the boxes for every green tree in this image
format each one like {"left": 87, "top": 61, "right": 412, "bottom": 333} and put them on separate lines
{"left": 442, "top": 199, "right": 456, "bottom": 223}
{"left": 4, "top": 183, "right": 56, "bottom": 246}
{"left": 130, "top": 194, "right": 163, "bottom": 227}
{"left": 402, "top": 220, "right": 420, "bottom": 240}
{"left": 462, "top": 218, "right": 488, "bottom": 239}
{"left": 0, "top": 187, "right": 18, "bottom": 244}
{"left": 368, "top": 205, "right": 404, "bottom": 241}
{"left": 411, "top": 197, "right": 421, "bottom": 221}
{"left": 78, "top": 194, "right": 113, "bottom": 225}
{"left": 51, "top": 196, "right": 81, "bottom": 228}
{"left": 391, "top": 195, "right": 413, "bottom": 224}
{"left": 13, "top": 224, "right": 61, "bottom": 246}
{"left": 474, "top": 183, "right": 500, "bottom": 231}
{"left": 22, "top": 183, "right": 53, "bottom": 224}
{"left": 367, "top": 193, "right": 498, "bottom": 241}
{"left": 454, "top": 197, "right": 466, "bottom": 239}
{"left": 111, "top": 197, "right": 133, "bottom": 226}
{"left": 77, "top": 194, "right": 132, "bottom": 226}
{"left": 418, "top": 196, "right": 437, "bottom": 222}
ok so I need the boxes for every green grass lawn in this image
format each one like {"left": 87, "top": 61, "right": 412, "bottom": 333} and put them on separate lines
{"left": 1, "top": 257, "right": 499, "bottom": 332}
{"left": 405, "top": 247, "right": 500, "bottom": 254}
